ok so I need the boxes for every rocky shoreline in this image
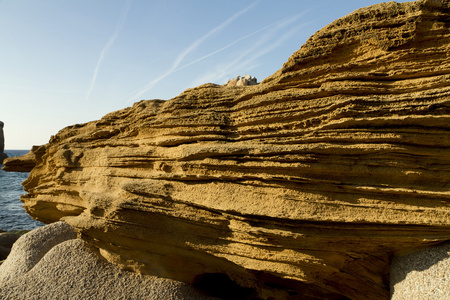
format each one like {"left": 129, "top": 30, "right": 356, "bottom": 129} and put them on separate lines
{"left": 2, "top": 0, "right": 450, "bottom": 299}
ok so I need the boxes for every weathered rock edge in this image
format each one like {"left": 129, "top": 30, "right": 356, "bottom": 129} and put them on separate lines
{"left": 3, "top": 0, "right": 450, "bottom": 299}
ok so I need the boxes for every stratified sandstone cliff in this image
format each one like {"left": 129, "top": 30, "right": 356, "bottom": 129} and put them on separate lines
{"left": 3, "top": 0, "right": 450, "bottom": 299}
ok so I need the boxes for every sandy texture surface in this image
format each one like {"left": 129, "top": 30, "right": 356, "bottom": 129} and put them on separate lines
{"left": 0, "top": 221, "right": 77, "bottom": 284}
{"left": 390, "top": 241, "right": 450, "bottom": 300}
{"left": 0, "top": 223, "right": 217, "bottom": 300}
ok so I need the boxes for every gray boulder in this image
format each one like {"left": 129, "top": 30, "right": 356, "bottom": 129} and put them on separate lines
{"left": 0, "top": 221, "right": 77, "bottom": 284}
{"left": 390, "top": 241, "right": 450, "bottom": 300}
{"left": 0, "top": 222, "right": 218, "bottom": 300}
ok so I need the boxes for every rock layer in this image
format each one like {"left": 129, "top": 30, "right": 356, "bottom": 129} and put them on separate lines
{"left": 3, "top": 0, "right": 450, "bottom": 299}
{"left": 2, "top": 145, "right": 46, "bottom": 172}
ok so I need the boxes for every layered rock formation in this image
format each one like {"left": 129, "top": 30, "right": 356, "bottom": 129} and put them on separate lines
{"left": 3, "top": 0, "right": 450, "bottom": 299}
{"left": 0, "top": 121, "right": 7, "bottom": 164}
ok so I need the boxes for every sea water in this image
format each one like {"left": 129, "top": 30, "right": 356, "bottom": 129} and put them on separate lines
{"left": 0, "top": 150, "right": 44, "bottom": 231}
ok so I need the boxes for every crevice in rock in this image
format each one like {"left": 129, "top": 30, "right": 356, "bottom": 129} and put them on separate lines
{"left": 192, "top": 273, "right": 257, "bottom": 300}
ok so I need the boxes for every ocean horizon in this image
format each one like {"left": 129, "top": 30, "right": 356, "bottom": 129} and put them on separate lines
{"left": 0, "top": 150, "right": 44, "bottom": 231}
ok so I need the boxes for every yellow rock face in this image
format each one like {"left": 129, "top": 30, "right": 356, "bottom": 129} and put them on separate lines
{"left": 4, "top": 0, "right": 450, "bottom": 299}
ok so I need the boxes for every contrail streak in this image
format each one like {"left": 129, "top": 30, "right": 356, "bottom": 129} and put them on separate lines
{"left": 86, "top": 0, "right": 132, "bottom": 101}
{"left": 174, "top": 22, "right": 277, "bottom": 73}
{"left": 126, "top": 0, "right": 260, "bottom": 103}
{"left": 217, "top": 13, "right": 311, "bottom": 77}
{"left": 184, "top": 13, "right": 311, "bottom": 89}
{"left": 171, "top": 0, "right": 260, "bottom": 70}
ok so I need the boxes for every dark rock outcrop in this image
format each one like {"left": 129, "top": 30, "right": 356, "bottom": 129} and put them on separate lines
{"left": 0, "top": 121, "right": 7, "bottom": 164}
{"left": 0, "top": 232, "right": 19, "bottom": 262}
{"left": 3, "top": 1, "right": 450, "bottom": 299}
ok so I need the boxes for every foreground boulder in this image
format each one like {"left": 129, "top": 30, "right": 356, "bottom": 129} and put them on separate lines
{"left": 390, "top": 241, "right": 450, "bottom": 300}
{"left": 0, "top": 222, "right": 218, "bottom": 300}
{"left": 0, "top": 221, "right": 77, "bottom": 284}
{"left": 3, "top": 0, "right": 450, "bottom": 299}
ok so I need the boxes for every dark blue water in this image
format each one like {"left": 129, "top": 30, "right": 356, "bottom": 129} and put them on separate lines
{"left": 0, "top": 150, "right": 44, "bottom": 231}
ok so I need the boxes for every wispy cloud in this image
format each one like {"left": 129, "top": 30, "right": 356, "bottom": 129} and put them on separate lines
{"left": 86, "top": 0, "right": 132, "bottom": 101}
{"left": 126, "top": 0, "right": 261, "bottom": 103}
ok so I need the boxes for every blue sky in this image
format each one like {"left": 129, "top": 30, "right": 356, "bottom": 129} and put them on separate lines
{"left": 1, "top": 0, "right": 408, "bottom": 149}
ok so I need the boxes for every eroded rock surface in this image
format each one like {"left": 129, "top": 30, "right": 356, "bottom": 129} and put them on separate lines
{"left": 3, "top": 0, "right": 450, "bottom": 299}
